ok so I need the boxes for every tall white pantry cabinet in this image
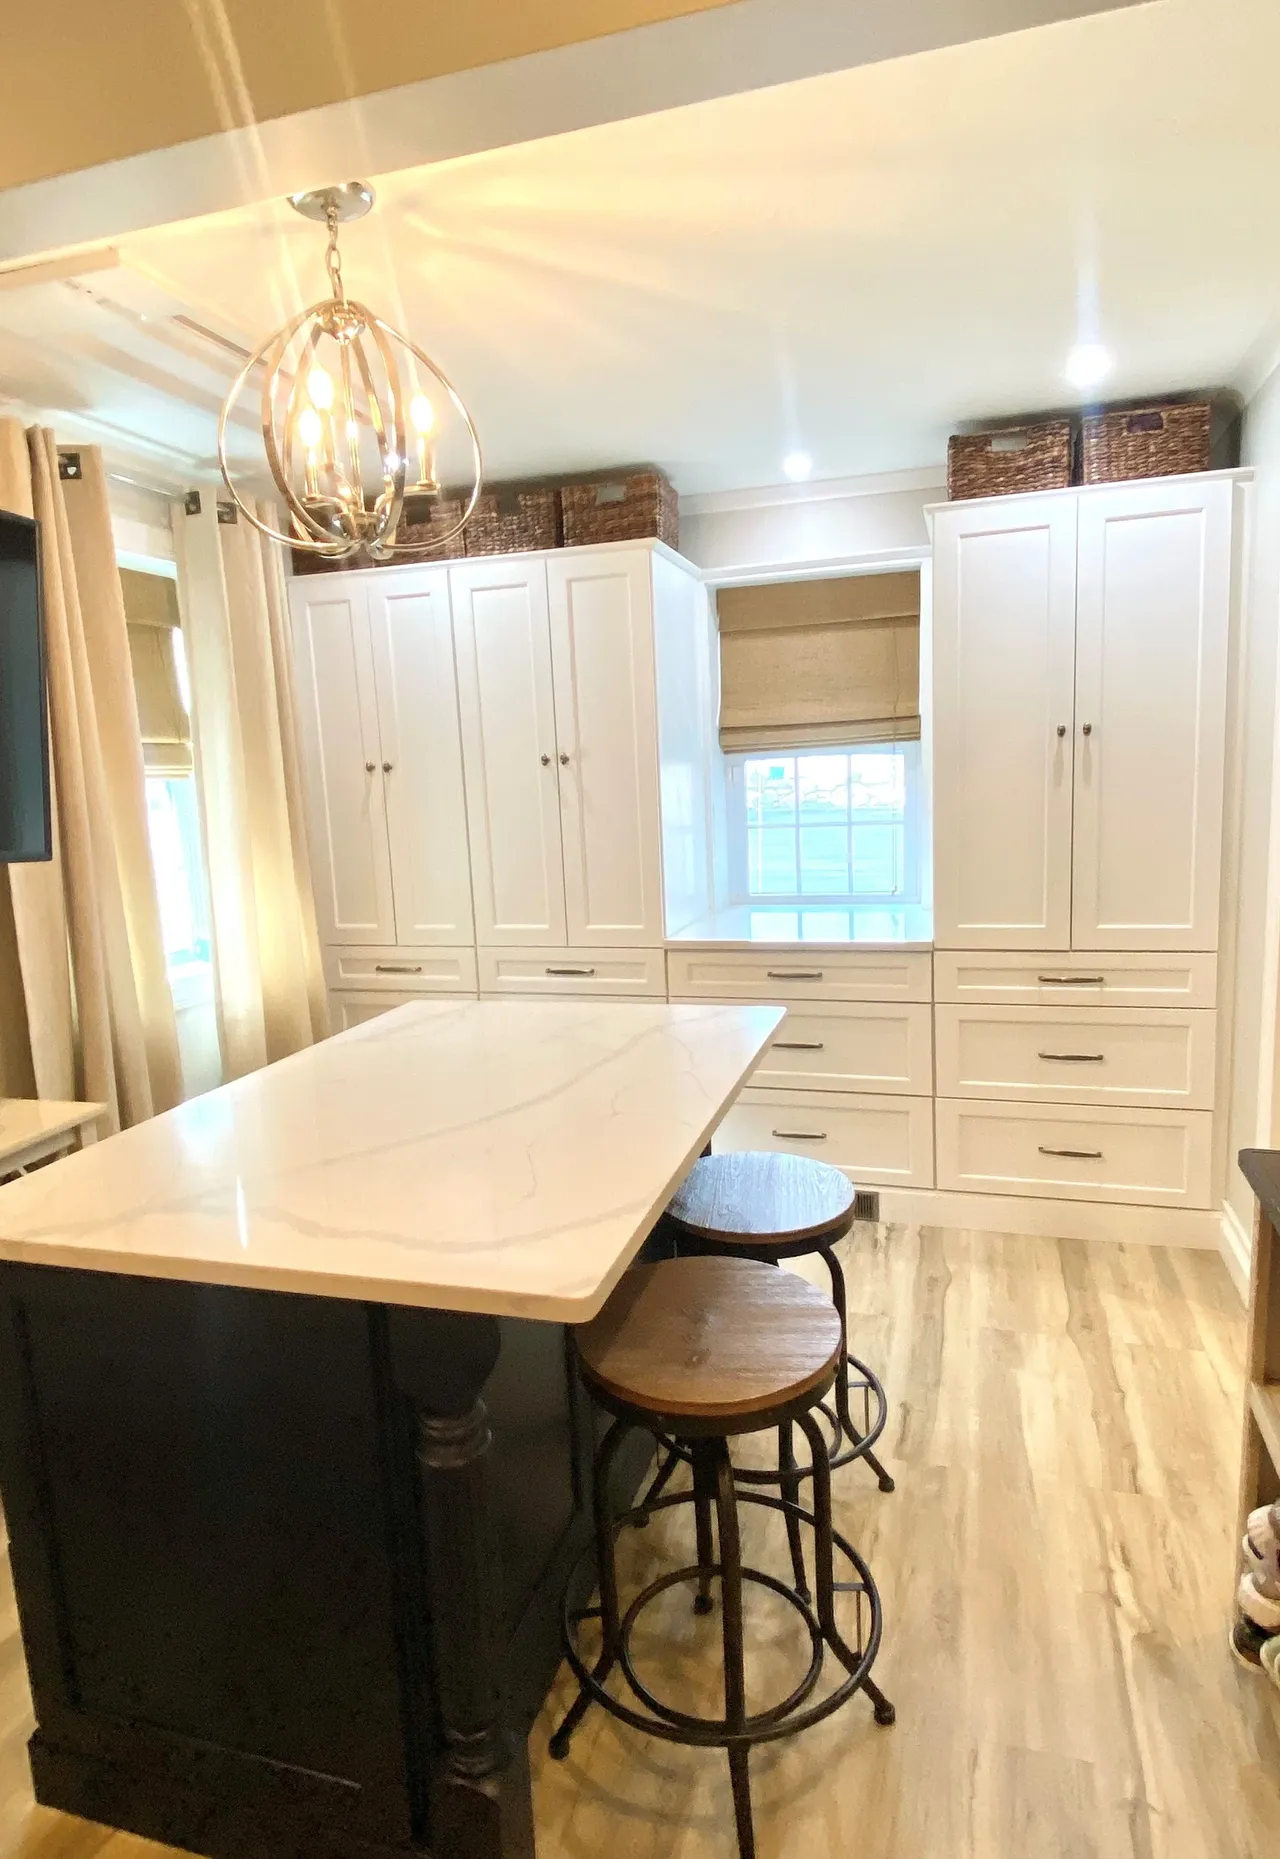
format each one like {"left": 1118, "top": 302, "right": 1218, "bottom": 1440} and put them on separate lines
{"left": 930, "top": 472, "right": 1241, "bottom": 1213}
{"left": 288, "top": 541, "right": 715, "bottom": 1028}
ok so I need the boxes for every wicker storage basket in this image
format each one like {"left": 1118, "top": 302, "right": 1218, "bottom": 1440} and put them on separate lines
{"left": 1081, "top": 402, "right": 1211, "bottom": 484}
{"left": 947, "top": 422, "right": 1073, "bottom": 501}
{"left": 561, "top": 469, "right": 678, "bottom": 549}
{"left": 464, "top": 485, "right": 561, "bottom": 556}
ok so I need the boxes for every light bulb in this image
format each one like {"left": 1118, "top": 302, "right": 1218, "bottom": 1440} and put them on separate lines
{"left": 297, "top": 405, "right": 323, "bottom": 450}
{"left": 782, "top": 451, "right": 813, "bottom": 482}
{"left": 307, "top": 366, "right": 335, "bottom": 410}
{"left": 1065, "top": 342, "right": 1113, "bottom": 390}
{"left": 410, "top": 393, "right": 435, "bottom": 436}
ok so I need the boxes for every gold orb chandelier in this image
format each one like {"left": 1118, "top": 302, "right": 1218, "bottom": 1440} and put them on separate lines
{"left": 217, "top": 182, "right": 482, "bottom": 561}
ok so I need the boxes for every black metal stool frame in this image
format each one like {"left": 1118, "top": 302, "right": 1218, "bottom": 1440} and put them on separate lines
{"left": 550, "top": 1370, "right": 894, "bottom": 1859}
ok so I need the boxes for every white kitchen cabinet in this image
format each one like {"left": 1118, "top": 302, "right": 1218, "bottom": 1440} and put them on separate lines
{"left": 931, "top": 495, "right": 1078, "bottom": 949}
{"left": 291, "top": 568, "right": 473, "bottom": 947}
{"left": 291, "top": 578, "right": 396, "bottom": 944}
{"left": 451, "top": 558, "right": 567, "bottom": 947}
{"left": 931, "top": 475, "right": 1235, "bottom": 955}
{"left": 1071, "top": 478, "right": 1231, "bottom": 951}
{"left": 716, "top": 1089, "right": 935, "bottom": 1189}
{"left": 548, "top": 551, "right": 664, "bottom": 946}
{"left": 935, "top": 1097, "right": 1213, "bottom": 1209}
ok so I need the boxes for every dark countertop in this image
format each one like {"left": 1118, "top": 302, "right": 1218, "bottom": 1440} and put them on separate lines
{"left": 1239, "top": 1148, "right": 1280, "bottom": 1229}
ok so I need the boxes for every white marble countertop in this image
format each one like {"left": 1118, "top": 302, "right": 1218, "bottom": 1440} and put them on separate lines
{"left": 0, "top": 1098, "right": 107, "bottom": 1167}
{"left": 0, "top": 1000, "right": 782, "bottom": 1322}
{"left": 666, "top": 904, "right": 934, "bottom": 950}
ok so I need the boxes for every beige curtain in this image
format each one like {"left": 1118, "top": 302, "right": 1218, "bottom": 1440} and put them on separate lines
{"left": 173, "top": 495, "right": 326, "bottom": 1081}
{"left": 717, "top": 570, "right": 921, "bottom": 753}
{"left": 0, "top": 423, "right": 182, "bottom": 1127}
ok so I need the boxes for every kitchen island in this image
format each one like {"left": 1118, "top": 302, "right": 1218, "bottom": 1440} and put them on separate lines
{"left": 0, "top": 998, "right": 781, "bottom": 1859}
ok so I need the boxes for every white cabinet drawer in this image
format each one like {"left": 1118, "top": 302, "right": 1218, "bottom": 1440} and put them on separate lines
{"left": 735, "top": 1002, "right": 933, "bottom": 1097}
{"left": 934, "top": 1005, "right": 1216, "bottom": 1110}
{"left": 478, "top": 946, "right": 666, "bottom": 998}
{"left": 323, "top": 945, "right": 478, "bottom": 993}
{"left": 328, "top": 989, "right": 424, "bottom": 1033}
{"left": 933, "top": 950, "right": 1217, "bottom": 1010}
{"left": 665, "top": 948, "right": 931, "bottom": 1003}
{"left": 935, "top": 1098, "right": 1212, "bottom": 1208}
{"left": 714, "top": 1089, "right": 934, "bottom": 1188}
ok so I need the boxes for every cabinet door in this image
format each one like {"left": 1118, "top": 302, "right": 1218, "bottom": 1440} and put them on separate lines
{"left": 451, "top": 560, "right": 567, "bottom": 946}
{"left": 368, "top": 571, "right": 474, "bottom": 945}
{"left": 1072, "top": 479, "right": 1232, "bottom": 951}
{"left": 932, "top": 496, "right": 1078, "bottom": 949}
{"left": 290, "top": 579, "right": 396, "bottom": 944}
{"left": 547, "top": 550, "right": 664, "bottom": 946}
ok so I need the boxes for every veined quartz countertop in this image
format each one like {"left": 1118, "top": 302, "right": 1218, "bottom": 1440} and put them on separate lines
{"left": 0, "top": 1000, "right": 782, "bottom": 1322}
{"left": 666, "top": 904, "right": 934, "bottom": 950}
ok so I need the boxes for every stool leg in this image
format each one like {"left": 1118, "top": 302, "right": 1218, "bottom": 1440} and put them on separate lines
{"left": 692, "top": 1442, "right": 717, "bottom": 1616}
{"left": 798, "top": 1408, "right": 895, "bottom": 1729}
{"left": 821, "top": 1244, "right": 895, "bottom": 1494}
{"left": 712, "top": 1442, "right": 756, "bottom": 1859}
{"left": 632, "top": 1440, "right": 680, "bottom": 1528}
{"left": 776, "top": 1421, "right": 810, "bottom": 1602}
{"left": 550, "top": 1417, "right": 632, "bottom": 1758}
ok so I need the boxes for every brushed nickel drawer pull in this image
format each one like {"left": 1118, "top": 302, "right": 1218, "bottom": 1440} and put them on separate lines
{"left": 545, "top": 965, "right": 596, "bottom": 977}
{"left": 772, "top": 1129, "right": 828, "bottom": 1141}
{"left": 766, "top": 969, "right": 824, "bottom": 980}
{"left": 1038, "top": 1051, "right": 1105, "bottom": 1063}
{"left": 772, "top": 1040, "right": 826, "bottom": 1051}
{"left": 1037, "top": 974, "right": 1105, "bottom": 985}
{"left": 1038, "top": 1145, "right": 1104, "bottom": 1160}
{"left": 374, "top": 963, "right": 423, "bottom": 974}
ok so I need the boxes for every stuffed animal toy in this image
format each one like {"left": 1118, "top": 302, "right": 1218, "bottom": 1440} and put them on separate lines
{"left": 1233, "top": 1502, "right": 1280, "bottom": 1672}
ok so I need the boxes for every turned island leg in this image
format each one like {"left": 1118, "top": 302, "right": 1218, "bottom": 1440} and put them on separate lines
{"left": 388, "top": 1309, "right": 536, "bottom": 1859}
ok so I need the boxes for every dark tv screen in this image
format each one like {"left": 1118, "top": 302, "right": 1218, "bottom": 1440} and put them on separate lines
{"left": 0, "top": 511, "right": 51, "bottom": 862}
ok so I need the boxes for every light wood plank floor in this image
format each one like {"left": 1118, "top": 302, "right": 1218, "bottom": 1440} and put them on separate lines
{"left": 0, "top": 1228, "right": 1276, "bottom": 1859}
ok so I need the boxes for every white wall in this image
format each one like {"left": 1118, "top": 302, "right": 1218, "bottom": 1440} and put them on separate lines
{"left": 1223, "top": 364, "right": 1280, "bottom": 1245}
{"left": 679, "top": 467, "right": 942, "bottom": 574}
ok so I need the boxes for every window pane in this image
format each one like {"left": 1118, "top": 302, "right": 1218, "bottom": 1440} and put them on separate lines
{"left": 798, "top": 825, "right": 850, "bottom": 894}
{"left": 145, "top": 775, "right": 211, "bottom": 968}
{"left": 850, "top": 750, "right": 904, "bottom": 812}
{"left": 851, "top": 822, "right": 903, "bottom": 893}
{"left": 797, "top": 754, "right": 849, "bottom": 824}
{"left": 747, "top": 827, "right": 797, "bottom": 895}
{"left": 749, "top": 757, "right": 796, "bottom": 824}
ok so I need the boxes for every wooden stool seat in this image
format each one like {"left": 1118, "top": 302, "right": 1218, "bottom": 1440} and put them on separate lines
{"left": 576, "top": 1256, "right": 842, "bottom": 1430}
{"left": 667, "top": 1151, "right": 855, "bottom": 1251}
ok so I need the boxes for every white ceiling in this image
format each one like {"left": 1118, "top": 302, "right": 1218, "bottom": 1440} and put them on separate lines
{"left": 1, "top": 0, "right": 1277, "bottom": 497}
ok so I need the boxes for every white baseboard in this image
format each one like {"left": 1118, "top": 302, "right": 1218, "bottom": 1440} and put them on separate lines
{"left": 873, "top": 1186, "right": 1223, "bottom": 1249}
{"left": 1219, "top": 1199, "right": 1253, "bottom": 1302}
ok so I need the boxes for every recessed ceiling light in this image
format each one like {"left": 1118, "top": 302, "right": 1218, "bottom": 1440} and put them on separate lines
{"left": 782, "top": 451, "right": 813, "bottom": 482}
{"left": 1065, "top": 342, "right": 1114, "bottom": 390}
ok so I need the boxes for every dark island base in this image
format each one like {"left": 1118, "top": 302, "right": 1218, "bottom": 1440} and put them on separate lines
{"left": 0, "top": 1257, "right": 658, "bottom": 1859}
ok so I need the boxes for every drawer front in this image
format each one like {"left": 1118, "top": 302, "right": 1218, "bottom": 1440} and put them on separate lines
{"left": 934, "top": 1005, "right": 1216, "bottom": 1110}
{"left": 935, "top": 1098, "right": 1212, "bottom": 1207}
{"left": 719, "top": 1002, "right": 933, "bottom": 1096}
{"left": 328, "top": 989, "right": 424, "bottom": 1033}
{"left": 666, "top": 948, "right": 931, "bottom": 1004}
{"left": 715, "top": 1089, "right": 934, "bottom": 1188}
{"left": 933, "top": 950, "right": 1217, "bottom": 1010}
{"left": 478, "top": 947, "right": 666, "bottom": 998}
{"left": 323, "top": 945, "right": 479, "bottom": 993}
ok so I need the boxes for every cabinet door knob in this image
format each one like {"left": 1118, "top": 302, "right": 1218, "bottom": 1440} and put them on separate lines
{"left": 364, "top": 760, "right": 376, "bottom": 773}
{"left": 1082, "top": 723, "right": 1093, "bottom": 737}
{"left": 1056, "top": 724, "right": 1067, "bottom": 739}
{"left": 540, "top": 754, "right": 551, "bottom": 766}
{"left": 559, "top": 751, "right": 570, "bottom": 766}
{"left": 382, "top": 760, "right": 393, "bottom": 772}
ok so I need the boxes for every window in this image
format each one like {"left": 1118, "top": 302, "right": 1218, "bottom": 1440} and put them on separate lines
{"left": 726, "top": 741, "right": 922, "bottom": 905}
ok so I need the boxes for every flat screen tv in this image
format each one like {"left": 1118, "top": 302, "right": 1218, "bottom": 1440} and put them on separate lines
{"left": 0, "top": 510, "right": 51, "bottom": 862}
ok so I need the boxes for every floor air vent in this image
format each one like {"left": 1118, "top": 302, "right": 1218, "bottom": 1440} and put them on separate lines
{"left": 852, "top": 1188, "right": 880, "bottom": 1223}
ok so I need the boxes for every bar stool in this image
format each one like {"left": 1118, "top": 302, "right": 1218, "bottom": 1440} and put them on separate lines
{"left": 550, "top": 1255, "right": 893, "bottom": 1859}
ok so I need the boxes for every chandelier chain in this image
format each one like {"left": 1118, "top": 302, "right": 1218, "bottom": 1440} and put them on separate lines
{"left": 324, "top": 203, "right": 345, "bottom": 303}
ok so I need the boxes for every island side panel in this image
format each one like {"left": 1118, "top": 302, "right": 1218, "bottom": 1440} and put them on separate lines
{"left": 0, "top": 1264, "right": 590, "bottom": 1859}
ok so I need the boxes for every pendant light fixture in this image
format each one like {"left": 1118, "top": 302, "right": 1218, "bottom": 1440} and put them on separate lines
{"left": 216, "top": 182, "right": 482, "bottom": 560}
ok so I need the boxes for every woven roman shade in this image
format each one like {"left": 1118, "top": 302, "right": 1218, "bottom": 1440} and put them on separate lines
{"left": 716, "top": 570, "right": 920, "bottom": 753}
{"left": 122, "top": 568, "right": 192, "bottom": 775}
